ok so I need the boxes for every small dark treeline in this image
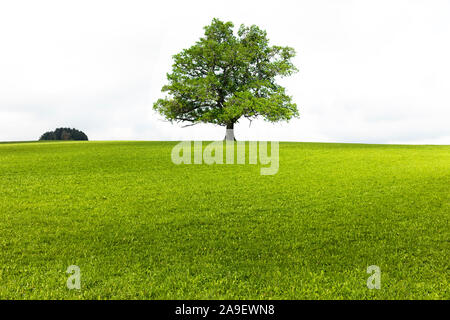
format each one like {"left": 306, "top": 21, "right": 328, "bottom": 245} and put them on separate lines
{"left": 39, "top": 128, "right": 88, "bottom": 141}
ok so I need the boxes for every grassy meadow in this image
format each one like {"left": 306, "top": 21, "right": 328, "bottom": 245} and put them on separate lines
{"left": 0, "top": 141, "right": 448, "bottom": 299}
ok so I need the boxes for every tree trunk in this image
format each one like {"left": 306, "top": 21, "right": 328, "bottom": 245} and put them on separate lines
{"left": 224, "top": 123, "right": 236, "bottom": 141}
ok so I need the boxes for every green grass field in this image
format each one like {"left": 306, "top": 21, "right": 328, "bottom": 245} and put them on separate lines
{"left": 0, "top": 141, "right": 448, "bottom": 299}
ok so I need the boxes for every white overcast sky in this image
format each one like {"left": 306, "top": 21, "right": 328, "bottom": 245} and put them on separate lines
{"left": 1, "top": 0, "right": 449, "bottom": 144}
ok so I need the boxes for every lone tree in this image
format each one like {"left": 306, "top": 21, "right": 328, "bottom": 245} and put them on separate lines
{"left": 153, "top": 18, "right": 299, "bottom": 140}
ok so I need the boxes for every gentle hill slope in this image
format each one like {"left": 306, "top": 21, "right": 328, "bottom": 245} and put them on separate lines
{"left": 0, "top": 141, "right": 448, "bottom": 299}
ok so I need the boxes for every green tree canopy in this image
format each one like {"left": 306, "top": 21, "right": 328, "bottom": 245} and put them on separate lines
{"left": 153, "top": 18, "right": 299, "bottom": 140}
{"left": 39, "top": 128, "right": 88, "bottom": 141}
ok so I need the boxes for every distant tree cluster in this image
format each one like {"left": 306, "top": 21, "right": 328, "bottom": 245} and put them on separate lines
{"left": 39, "top": 128, "right": 88, "bottom": 141}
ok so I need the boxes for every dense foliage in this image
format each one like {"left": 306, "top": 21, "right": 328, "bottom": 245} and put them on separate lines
{"left": 39, "top": 128, "right": 88, "bottom": 141}
{"left": 154, "top": 19, "right": 299, "bottom": 138}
